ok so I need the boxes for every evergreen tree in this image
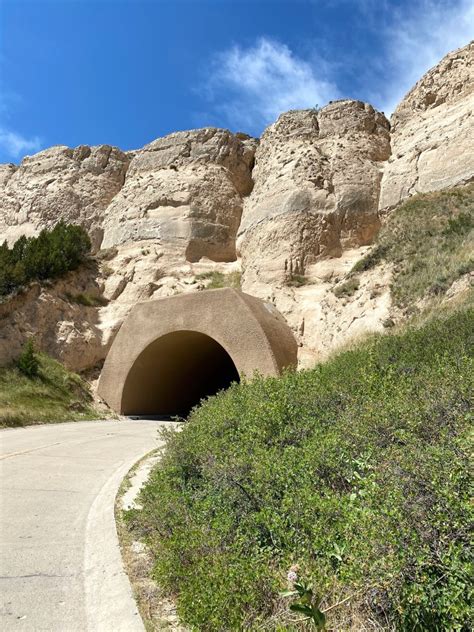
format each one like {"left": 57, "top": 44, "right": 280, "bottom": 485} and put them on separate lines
{"left": 17, "top": 338, "right": 39, "bottom": 378}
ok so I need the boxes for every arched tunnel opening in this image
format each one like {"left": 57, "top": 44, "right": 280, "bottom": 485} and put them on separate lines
{"left": 121, "top": 330, "right": 240, "bottom": 417}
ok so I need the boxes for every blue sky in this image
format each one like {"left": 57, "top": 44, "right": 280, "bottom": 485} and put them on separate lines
{"left": 0, "top": 0, "right": 473, "bottom": 163}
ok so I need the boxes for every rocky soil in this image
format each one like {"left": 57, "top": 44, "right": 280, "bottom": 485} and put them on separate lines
{"left": 0, "top": 42, "right": 472, "bottom": 371}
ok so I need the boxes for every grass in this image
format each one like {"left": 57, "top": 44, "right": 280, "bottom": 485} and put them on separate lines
{"left": 132, "top": 305, "right": 473, "bottom": 631}
{"left": 351, "top": 184, "right": 474, "bottom": 311}
{"left": 333, "top": 278, "right": 360, "bottom": 298}
{"left": 65, "top": 291, "right": 108, "bottom": 307}
{"left": 196, "top": 270, "right": 241, "bottom": 290}
{"left": 286, "top": 274, "right": 309, "bottom": 288}
{"left": 0, "top": 353, "right": 101, "bottom": 427}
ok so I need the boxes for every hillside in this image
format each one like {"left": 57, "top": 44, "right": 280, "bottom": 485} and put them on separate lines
{"left": 0, "top": 351, "right": 101, "bottom": 427}
{"left": 131, "top": 302, "right": 473, "bottom": 631}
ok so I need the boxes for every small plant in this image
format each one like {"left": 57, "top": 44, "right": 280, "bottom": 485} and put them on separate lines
{"left": 351, "top": 245, "right": 387, "bottom": 274}
{"left": 286, "top": 273, "right": 308, "bottom": 287}
{"left": 66, "top": 292, "right": 108, "bottom": 307}
{"left": 17, "top": 338, "right": 39, "bottom": 378}
{"left": 333, "top": 277, "right": 360, "bottom": 298}
{"left": 282, "top": 578, "right": 326, "bottom": 629}
{"left": 196, "top": 270, "right": 241, "bottom": 290}
{"left": 442, "top": 212, "right": 473, "bottom": 236}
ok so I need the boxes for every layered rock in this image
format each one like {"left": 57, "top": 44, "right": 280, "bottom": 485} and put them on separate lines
{"left": 0, "top": 145, "right": 130, "bottom": 250}
{"left": 0, "top": 129, "right": 257, "bottom": 370}
{"left": 101, "top": 128, "right": 256, "bottom": 263}
{"left": 379, "top": 42, "right": 474, "bottom": 211}
{"left": 238, "top": 101, "right": 390, "bottom": 294}
{"left": 1, "top": 43, "right": 472, "bottom": 373}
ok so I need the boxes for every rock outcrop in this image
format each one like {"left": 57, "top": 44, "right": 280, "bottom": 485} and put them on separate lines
{"left": 0, "top": 145, "right": 130, "bottom": 251}
{"left": 101, "top": 128, "right": 256, "bottom": 263}
{"left": 379, "top": 41, "right": 474, "bottom": 211}
{"left": 238, "top": 100, "right": 391, "bottom": 294}
{"left": 0, "top": 43, "right": 472, "bottom": 373}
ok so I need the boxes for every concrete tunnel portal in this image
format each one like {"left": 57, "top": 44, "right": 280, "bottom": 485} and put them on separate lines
{"left": 98, "top": 289, "right": 298, "bottom": 417}
{"left": 122, "top": 330, "right": 240, "bottom": 416}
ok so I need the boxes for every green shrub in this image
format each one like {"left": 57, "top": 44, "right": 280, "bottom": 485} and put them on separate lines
{"left": 0, "top": 221, "right": 91, "bottom": 298}
{"left": 286, "top": 273, "right": 309, "bottom": 287}
{"left": 333, "top": 277, "right": 360, "bottom": 298}
{"left": 135, "top": 307, "right": 474, "bottom": 631}
{"left": 66, "top": 292, "right": 108, "bottom": 307}
{"left": 17, "top": 338, "right": 39, "bottom": 378}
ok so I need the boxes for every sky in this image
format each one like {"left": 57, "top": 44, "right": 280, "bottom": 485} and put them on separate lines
{"left": 0, "top": 0, "right": 472, "bottom": 163}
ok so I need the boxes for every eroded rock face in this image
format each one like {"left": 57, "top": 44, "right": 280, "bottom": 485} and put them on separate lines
{"left": 238, "top": 100, "right": 390, "bottom": 293}
{"left": 0, "top": 145, "right": 130, "bottom": 251}
{"left": 1, "top": 43, "right": 472, "bottom": 374}
{"left": 101, "top": 128, "right": 256, "bottom": 263}
{"left": 379, "top": 42, "right": 474, "bottom": 211}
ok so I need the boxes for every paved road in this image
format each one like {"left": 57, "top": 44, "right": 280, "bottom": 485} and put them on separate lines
{"left": 0, "top": 419, "right": 168, "bottom": 632}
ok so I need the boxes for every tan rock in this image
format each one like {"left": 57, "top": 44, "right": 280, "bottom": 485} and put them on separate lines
{"left": 0, "top": 145, "right": 130, "bottom": 250}
{"left": 379, "top": 42, "right": 474, "bottom": 211}
{"left": 238, "top": 101, "right": 390, "bottom": 293}
{"left": 101, "top": 128, "right": 257, "bottom": 263}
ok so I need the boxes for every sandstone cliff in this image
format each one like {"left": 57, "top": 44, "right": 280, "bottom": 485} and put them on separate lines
{"left": 0, "top": 43, "right": 472, "bottom": 372}
{"left": 380, "top": 41, "right": 473, "bottom": 211}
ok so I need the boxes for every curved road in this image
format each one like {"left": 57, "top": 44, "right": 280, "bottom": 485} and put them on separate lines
{"left": 0, "top": 419, "right": 167, "bottom": 632}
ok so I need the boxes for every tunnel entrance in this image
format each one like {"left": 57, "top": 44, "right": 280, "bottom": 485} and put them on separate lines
{"left": 121, "top": 330, "right": 240, "bottom": 417}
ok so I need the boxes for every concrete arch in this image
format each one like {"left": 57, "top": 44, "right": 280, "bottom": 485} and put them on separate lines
{"left": 98, "top": 288, "right": 297, "bottom": 416}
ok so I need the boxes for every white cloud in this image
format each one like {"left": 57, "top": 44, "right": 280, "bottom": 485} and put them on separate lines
{"left": 204, "top": 38, "right": 340, "bottom": 133}
{"left": 378, "top": 0, "right": 474, "bottom": 114}
{"left": 0, "top": 127, "right": 42, "bottom": 161}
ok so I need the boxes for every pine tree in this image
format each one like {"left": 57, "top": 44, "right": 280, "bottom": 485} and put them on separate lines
{"left": 17, "top": 338, "right": 40, "bottom": 378}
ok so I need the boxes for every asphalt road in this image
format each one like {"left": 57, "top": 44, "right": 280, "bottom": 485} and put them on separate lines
{"left": 0, "top": 419, "right": 168, "bottom": 632}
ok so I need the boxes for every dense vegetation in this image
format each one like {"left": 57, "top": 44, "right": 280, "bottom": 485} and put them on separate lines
{"left": 0, "top": 221, "right": 91, "bottom": 297}
{"left": 132, "top": 306, "right": 473, "bottom": 630}
{"left": 351, "top": 184, "right": 473, "bottom": 311}
{"left": 0, "top": 347, "right": 100, "bottom": 427}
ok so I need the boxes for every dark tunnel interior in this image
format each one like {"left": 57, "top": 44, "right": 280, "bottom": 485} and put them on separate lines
{"left": 121, "top": 330, "right": 240, "bottom": 417}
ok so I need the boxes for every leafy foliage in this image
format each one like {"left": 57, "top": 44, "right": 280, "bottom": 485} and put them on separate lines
{"left": 0, "top": 221, "right": 91, "bottom": 297}
{"left": 17, "top": 338, "right": 39, "bottom": 378}
{"left": 351, "top": 184, "right": 474, "bottom": 310}
{"left": 134, "top": 308, "right": 473, "bottom": 630}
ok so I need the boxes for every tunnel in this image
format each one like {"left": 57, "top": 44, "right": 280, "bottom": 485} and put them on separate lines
{"left": 121, "top": 330, "right": 240, "bottom": 416}
{"left": 98, "top": 288, "right": 298, "bottom": 417}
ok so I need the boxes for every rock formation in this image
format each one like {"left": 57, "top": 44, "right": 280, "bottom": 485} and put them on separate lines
{"left": 0, "top": 43, "right": 472, "bottom": 373}
{"left": 238, "top": 100, "right": 391, "bottom": 292}
{"left": 0, "top": 145, "right": 130, "bottom": 251}
{"left": 379, "top": 41, "right": 473, "bottom": 211}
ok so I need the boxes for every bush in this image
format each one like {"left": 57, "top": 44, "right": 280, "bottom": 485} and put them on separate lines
{"left": 333, "top": 277, "right": 360, "bottom": 298}
{"left": 0, "top": 221, "right": 91, "bottom": 297}
{"left": 135, "top": 307, "right": 474, "bottom": 631}
{"left": 17, "top": 338, "right": 39, "bottom": 378}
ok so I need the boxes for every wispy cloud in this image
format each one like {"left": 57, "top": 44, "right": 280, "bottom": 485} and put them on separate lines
{"left": 202, "top": 1, "right": 472, "bottom": 132}
{"left": 0, "top": 127, "right": 42, "bottom": 161}
{"left": 373, "top": 0, "right": 474, "bottom": 114}
{"left": 203, "top": 38, "right": 340, "bottom": 134}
